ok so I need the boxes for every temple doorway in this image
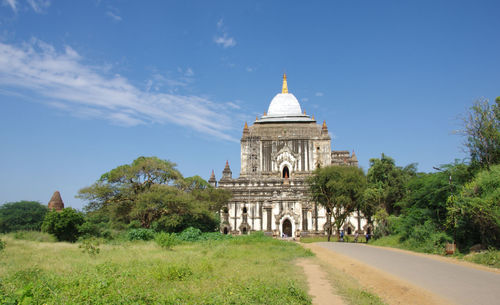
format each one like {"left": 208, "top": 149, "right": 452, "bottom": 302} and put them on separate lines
{"left": 282, "top": 219, "right": 292, "bottom": 237}
{"left": 282, "top": 166, "right": 290, "bottom": 178}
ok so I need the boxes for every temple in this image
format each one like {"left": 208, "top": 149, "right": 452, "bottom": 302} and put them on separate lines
{"left": 211, "top": 74, "right": 368, "bottom": 238}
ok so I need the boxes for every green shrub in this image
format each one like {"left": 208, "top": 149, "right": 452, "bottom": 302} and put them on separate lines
{"left": 41, "top": 208, "right": 85, "bottom": 242}
{"left": 12, "top": 231, "right": 56, "bottom": 242}
{"left": 0, "top": 238, "right": 5, "bottom": 252}
{"left": 155, "top": 232, "right": 178, "bottom": 250}
{"left": 177, "top": 227, "right": 202, "bottom": 241}
{"left": 127, "top": 228, "right": 155, "bottom": 241}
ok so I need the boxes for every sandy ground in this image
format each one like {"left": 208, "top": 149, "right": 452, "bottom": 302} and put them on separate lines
{"left": 302, "top": 243, "right": 454, "bottom": 305}
{"left": 296, "top": 258, "right": 345, "bottom": 305}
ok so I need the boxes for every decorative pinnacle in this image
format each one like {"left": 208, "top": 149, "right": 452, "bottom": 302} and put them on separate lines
{"left": 282, "top": 73, "right": 288, "bottom": 94}
{"left": 322, "top": 120, "right": 327, "bottom": 129}
{"left": 303, "top": 110, "right": 306, "bottom": 115}
{"left": 312, "top": 115, "right": 315, "bottom": 120}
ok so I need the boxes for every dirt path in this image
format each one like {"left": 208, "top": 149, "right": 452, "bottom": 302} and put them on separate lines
{"left": 303, "top": 243, "right": 454, "bottom": 305}
{"left": 296, "top": 258, "right": 345, "bottom": 305}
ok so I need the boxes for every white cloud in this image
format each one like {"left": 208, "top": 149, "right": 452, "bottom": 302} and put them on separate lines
{"left": 246, "top": 67, "right": 254, "bottom": 72}
{"left": 214, "top": 19, "right": 236, "bottom": 48}
{"left": 3, "top": 0, "right": 17, "bottom": 11}
{"left": 315, "top": 92, "right": 324, "bottom": 97}
{"left": 26, "top": 0, "right": 50, "bottom": 13}
{"left": 302, "top": 98, "right": 309, "bottom": 102}
{"left": 0, "top": 39, "right": 239, "bottom": 141}
{"left": 3, "top": 0, "right": 50, "bottom": 13}
{"left": 106, "top": 11, "right": 122, "bottom": 22}
{"left": 214, "top": 34, "right": 236, "bottom": 48}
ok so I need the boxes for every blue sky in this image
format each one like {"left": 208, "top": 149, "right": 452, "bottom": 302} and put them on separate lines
{"left": 1, "top": 1, "right": 499, "bottom": 209}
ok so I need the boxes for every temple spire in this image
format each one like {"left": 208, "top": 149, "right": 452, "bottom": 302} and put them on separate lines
{"left": 282, "top": 73, "right": 288, "bottom": 94}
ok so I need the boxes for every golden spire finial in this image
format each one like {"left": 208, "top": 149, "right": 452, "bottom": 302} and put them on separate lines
{"left": 282, "top": 73, "right": 288, "bottom": 94}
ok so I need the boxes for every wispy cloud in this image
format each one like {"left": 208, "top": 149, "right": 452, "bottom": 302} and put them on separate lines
{"left": 3, "top": 0, "right": 50, "bottom": 13}
{"left": 214, "top": 19, "right": 236, "bottom": 48}
{"left": 315, "top": 92, "right": 324, "bottom": 97}
{"left": 0, "top": 39, "right": 239, "bottom": 141}
{"left": 106, "top": 11, "right": 122, "bottom": 21}
{"left": 3, "top": 0, "right": 17, "bottom": 11}
{"left": 106, "top": 6, "right": 122, "bottom": 22}
{"left": 26, "top": 0, "right": 50, "bottom": 13}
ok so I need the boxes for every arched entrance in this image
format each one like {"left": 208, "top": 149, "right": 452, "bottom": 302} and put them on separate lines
{"left": 223, "top": 227, "right": 228, "bottom": 234}
{"left": 282, "top": 219, "right": 292, "bottom": 237}
{"left": 282, "top": 166, "right": 290, "bottom": 178}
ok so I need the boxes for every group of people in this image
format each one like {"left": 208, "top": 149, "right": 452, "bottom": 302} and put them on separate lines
{"left": 339, "top": 230, "right": 371, "bottom": 243}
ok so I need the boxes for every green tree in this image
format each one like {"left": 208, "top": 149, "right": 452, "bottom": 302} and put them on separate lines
{"left": 0, "top": 201, "right": 48, "bottom": 233}
{"left": 460, "top": 97, "right": 500, "bottom": 169}
{"left": 446, "top": 164, "right": 500, "bottom": 248}
{"left": 78, "top": 157, "right": 231, "bottom": 232}
{"left": 77, "top": 156, "right": 182, "bottom": 223}
{"left": 41, "top": 208, "right": 85, "bottom": 242}
{"left": 366, "top": 154, "right": 416, "bottom": 215}
{"left": 362, "top": 183, "right": 384, "bottom": 225}
{"left": 309, "top": 166, "right": 366, "bottom": 241}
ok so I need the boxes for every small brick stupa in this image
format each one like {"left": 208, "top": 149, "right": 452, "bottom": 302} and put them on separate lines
{"left": 48, "top": 191, "right": 64, "bottom": 211}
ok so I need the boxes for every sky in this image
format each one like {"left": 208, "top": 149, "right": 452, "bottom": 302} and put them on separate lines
{"left": 1, "top": 0, "right": 499, "bottom": 210}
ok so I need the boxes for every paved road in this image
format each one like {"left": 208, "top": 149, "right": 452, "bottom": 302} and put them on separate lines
{"left": 317, "top": 242, "right": 500, "bottom": 305}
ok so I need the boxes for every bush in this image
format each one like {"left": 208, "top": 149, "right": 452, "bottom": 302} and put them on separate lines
{"left": 0, "top": 238, "right": 5, "bottom": 252}
{"left": 155, "top": 232, "right": 178, "bottom": 250}
{"left": 0, "top": 201, "right": 48, "bottom": 233}
{"left": 176, "top": 227, "right": 202, "bottom": 242}
{"left": 127, "top": 228, "right": 155, "bottom": 241}
{"left": 41, "top": 208, "right": 85, "bottom": 242}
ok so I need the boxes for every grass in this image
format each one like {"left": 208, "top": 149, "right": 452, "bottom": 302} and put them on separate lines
{"left": 10, "top": 230, "right": 57, "bottom": 243}
{"left": 461, "top": 249, "right": 500, "bottom": 269}
{"left": 0, "top": 232, "right": 313, "bottom": 304}
{"left": 311, "top": 257, "right": 387, "bottom": 305}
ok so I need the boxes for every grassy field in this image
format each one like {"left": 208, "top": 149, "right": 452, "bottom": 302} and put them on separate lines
{"left": 0, "top": 233, "right": 313, "bottom": 304}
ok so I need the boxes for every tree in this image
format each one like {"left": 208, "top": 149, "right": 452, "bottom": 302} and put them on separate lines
{"left": 77, "top": 156, "right": 231, "bottom": 232}
{"left": 309, "top": 166, "right": 366, "bottom": 241}
{"left": 460, "top": 97, "right": 500, "bottom": 169}
{"left": 77, "top": 156, "right": 183, "bottom": 224}
{"left": 366, "top": 154, "right": 416, "bottom": 215}
{"left": 41, "top": 208, "right": 85, "bottom": 242}
{"left": 0, "top": 201, "right": 48, "bottom": 233}
{"left": 446, "top": 164, "right": 500, "bottom": 248}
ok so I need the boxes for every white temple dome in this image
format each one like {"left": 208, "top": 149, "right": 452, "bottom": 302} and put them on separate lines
{"left": 267, "top": 93, "right": 302, "bottom": 116}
